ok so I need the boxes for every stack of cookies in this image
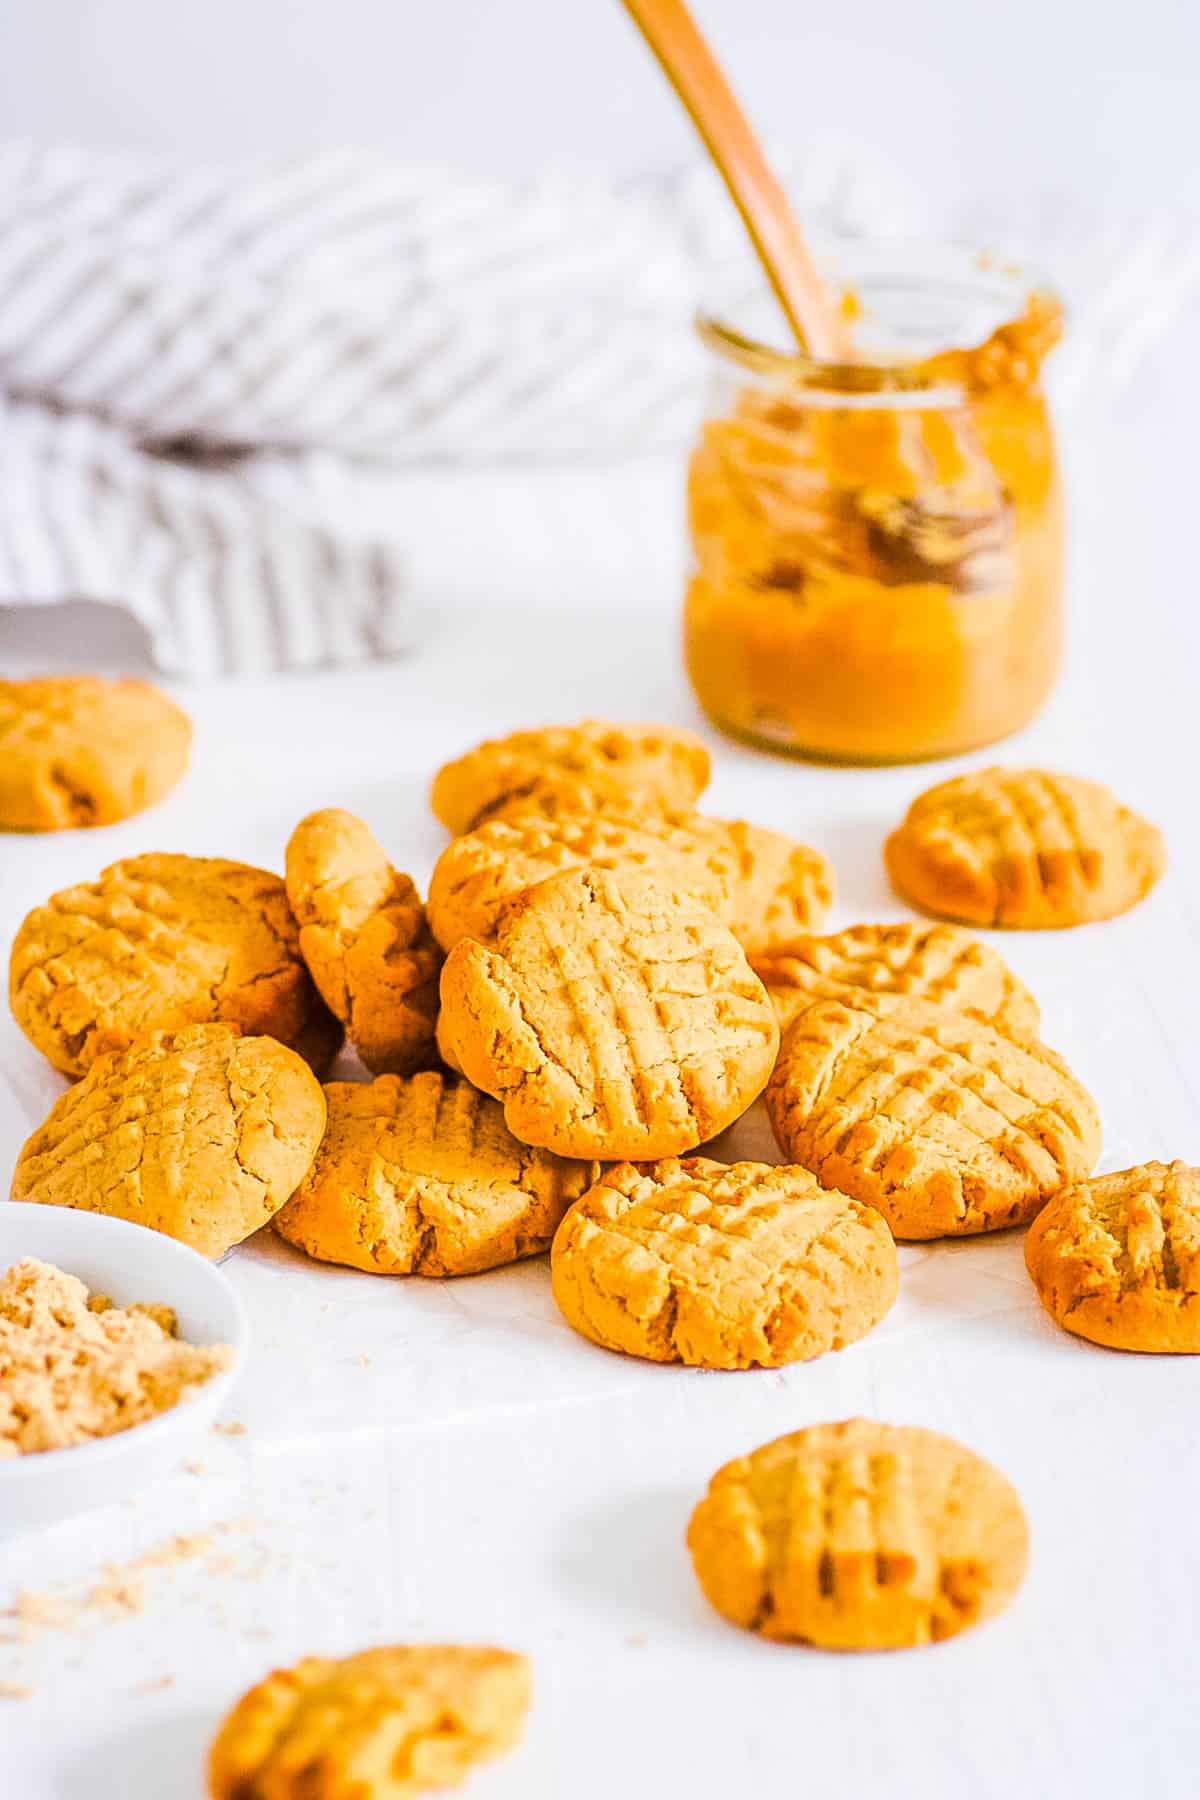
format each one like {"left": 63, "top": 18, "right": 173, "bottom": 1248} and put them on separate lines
{"left": 4, "top": 678, "right": 1194, "bottom": 1694}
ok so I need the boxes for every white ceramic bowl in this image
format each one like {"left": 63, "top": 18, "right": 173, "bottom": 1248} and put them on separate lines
{"left": 0, "top": 1204, "right": 249, "bottom": 1535}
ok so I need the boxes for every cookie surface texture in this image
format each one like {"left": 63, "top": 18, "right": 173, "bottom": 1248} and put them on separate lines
{"left": 11, "top": 1024, "right": 326, "bottom": 1257}
{"left": 286, "top": 809, "right": 443, "bottom": 1076}
{"left": 687, "top": 1418, "right": 1029, "bottom": 1650}
{"left": 207, "top": 1643, "right": 531, "bottom": 1800}
{"left": 551, "top": 1156, "right": 897, "bottom": 1367}
{"left": 274, "top": 1071, "right": 597, "bottom": 1277}
{"left": 429, "top": 719, "right": 711, "bottom": 835}
{"left": 10, "top": 853, "right": 326, "bottom": 1077}
{"left": 427, "top": 809, "right": 832, "bottom": 959}
{"left": 1025, "top": 1160, "right": 1200, "bottom": 1352}
{"left": 765, "top": 993, "right": 1099, "bottom": 1239}
{"left": 884, "top": 766, "right": 1165, "bottom": 928}
{"left": 438, "top": 868, "right": 779, "bottom": 1160}
{"left": 753, "top": 922, "right": 1039, "bottom": 1037}
{"left": 0, "top": 675, "right": 191, "bottom": 832}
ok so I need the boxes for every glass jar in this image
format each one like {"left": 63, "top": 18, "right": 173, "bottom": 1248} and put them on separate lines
{"left": 683, "top": 246, "right": 1065, "bottom": 763}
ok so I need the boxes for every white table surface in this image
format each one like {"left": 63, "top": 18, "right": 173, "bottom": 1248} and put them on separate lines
{"left": 2, "top": 352, "right": 1199, "bottom": 1797}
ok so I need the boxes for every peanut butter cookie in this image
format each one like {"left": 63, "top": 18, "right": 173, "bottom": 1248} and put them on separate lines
{"left": 687, "top": 1418, "right": 1029, "bottom": 1650}
{"left": 551, "top": 1156, "right": 897, "bottom": 1368}
{"left": 753, "top": 922, "right": 1039, "bottom": 1037}
{"left": 208, "top": 1644, "right": 531, "bottom": 1799}
{"left": 427, "top": 809, "right": 833, "bottom": 959}
{"left": 430, "top": 719, "right": 711, "bottom": 835}
{"left": 274, "top": 1071, "right": 597, "bottom": 1277}
{"left": 12, "top": 1023, "right": 326, "bottom": 1257}
{"left": 438, "top": 868, "right": 779, "bottom": 1160}
{"left": 1025, "top": 1160, "right": 1200, "bottom": 1352}
{"left": 285, "top": 809, "right": 442, "bottom": 1076}
{"left": 885, "top": 766, "right": 1165, "bottom": 928}
{"left": 0, "top": 675, "right": 190, "bottom": 832}
{"left": 765, "top": 993, "right": 1099, "bottom": 1239}
{"left": 9, "top": 853, "right": 333, "bottom": 1079}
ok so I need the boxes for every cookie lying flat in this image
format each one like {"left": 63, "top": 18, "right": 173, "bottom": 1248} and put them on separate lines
{"left": 0, "top": 675, "right": 190, "bottom": 831}
{"left": 1025, "top": 1161, "right": 1200, "bottom": 1352}
{"left": 753, "top": 921, "right": 1039, "bottom": 1037}
{"left": 438, "top": 868, "right": 779, "bottom": 1160}
{"left": 430, "top": 719, "right": 711, "bottom": 835}
{"left": 12, "top": 1024, "right": 326, "bottom": 1257}
{"left": 274, "top": 1071, "right": 597, "bottom": 1277}
{"left": 208, "top": 1644, "right": 531, "bottom": 1800}
{"left": 687, "top": 1419, "right": 1029, "bottom": 1650}
{"left": 286, "top": 809, "right": 442, "bottom": 1076}
{"left": 427, "top": 810, "right": 833, "bottom": 960}
{"left": 10, "top": 853, "right": 334, "bottom": 1078}
{"left": 765, "top": 993, "right": 1099, "bottom": 1239}
{"left": 885, "top": 766, "right": 1165, "bottom": 928}
{"left": 551, "top": 1156, "right": 897, "bottom": 1368}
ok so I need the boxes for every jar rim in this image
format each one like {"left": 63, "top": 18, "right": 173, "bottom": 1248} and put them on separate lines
{"left": 696, "top": 239, "right": 1060, "bottom": 396}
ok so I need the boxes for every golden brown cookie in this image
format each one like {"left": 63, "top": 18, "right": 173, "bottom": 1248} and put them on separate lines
{"left": 12, "top": 1024, "right": 326, "bottom": 1257}
{"left": 765, "top": 993, "right": 1099, "bottom": 1239}
{"left": 550, "top": 1156, "right": 897, "bottom": 1368}
{"left": 687, "top": 1418, "right": 1029, "bottom": 1650}
{"left": 753, "top": 921, "right": 1039, "bottom": 1038}
{"left": 207, "top": 1644, "right": 531, "bottom": 1800}
{"left": 274, "top": 1071, "right": 597, "bottom": 1277}
{"left": 884, "top": 766, "right": 1165, "bottom": 928}
{"left": 438, "top": 868, "right": 779, "bottom": 1160}
{"left": 429, "top": 719, "right": 711, "bottom": 835}
{"left": 285, "top": 809, "right": 443, "bottom": 1077}
{"left": 0, "top": 675, "right": 191, "bottom": 832}
{"left": 9, "top": 853, "right": 331, "bottom": 1079}
{"left": 427, "top": 809, "right": 833, "bottom": 960}
{"left": 1025, "top": 1161, "right": 1200, "bottom": 1352}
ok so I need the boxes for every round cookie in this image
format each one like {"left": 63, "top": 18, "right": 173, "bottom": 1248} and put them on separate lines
{"left": 550, "top": 1156, "right": 897, "bottom": 1368}
{"left": 753, "top": 922, "right": 1039, "bottom": 1038}
{"left": 438, "top": 868, "right": 779, "bottom": 1161}
{"left": 1025, "top": 1160, "right": 1200, "bottom": 1352}
{"left": 208, "top": 1644, "right": 531, "bottom": 1800}
{"left": 687, "top": 1418, "right": 1029, "bottom": 1650}
{"left": 430, "top": 719, "right": 711, "bottom": 835}
{"left": 9, "top": 853, "right": 332, "bottom": 1078}
{"left": 274, "top": 1071, "right": 598, "bottom": 1277}
{"left": 884, "top": 766, "right": 1165, "bottom": 928}
{"left": 0, "top": 675, "right": 190, "bottom": 832}
{"left": 11, "top": 1023, "right": 326, "bottom": 1258}
{"left": 427, "top": 809, "right": 833, "bottom": 960}
{"left": 765, "top": 992, "right": 1100, "bottom": 1239}
{"left": 285, "top": 809, "right": 443, "bottom": 1077}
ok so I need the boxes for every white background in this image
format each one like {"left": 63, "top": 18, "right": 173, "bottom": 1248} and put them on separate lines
{"left": 2, "top": 4, "right": 1200, "bottom": 1797}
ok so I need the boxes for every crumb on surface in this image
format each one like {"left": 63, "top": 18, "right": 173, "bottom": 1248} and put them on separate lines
{"left": 0, "top": 1259, "right": 231, "bottom": 1456}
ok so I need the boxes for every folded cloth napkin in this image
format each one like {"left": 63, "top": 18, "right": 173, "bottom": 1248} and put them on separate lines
{"left": 0, "top": 141, "right": 1195, "bottom": 675}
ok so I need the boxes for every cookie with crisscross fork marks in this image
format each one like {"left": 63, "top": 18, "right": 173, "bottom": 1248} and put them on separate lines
{"left": 286, "top": 809, "right": 443, "bottom": 1077}
{"left": 0, "top": 675, "right": 191, "bottom": 832}
{"left": 426, "top": 809, "right": 833, "bottom": 960}
{"left": 687, "top": 1418, "right": 1029, "bottom": 1650}
{"left": 10, "top": 852, "right": 335, "bottom": 1078}
{"left": 12, "top": 1023, "right": 326, "bottom": 1257}
{"left": 765, "top": 992, "right": 1099, "bottom": 1239}
{"left": 438, "top": 868, "right": 779, "bottom": 1160}
{"left": 753, "top": 921, "right": 1038, "bottom": 1037}
{"left": 274, "top": 1071, "right": 597, "bottom": 1277}
{"left": 551, "top": 1156, "right": 896, "bottom": 1367}
{"left": 207, "top": 1643, "right": 531, "bottom": 1800}
{"left": 884, "top": 766, "right": 1165, "bottom": 928}
{"left": 430, "top": 719, "right": 711, "bottom": 835}
{"left": 1025, "top": 1160, "right": 1200, "bottom": 1352}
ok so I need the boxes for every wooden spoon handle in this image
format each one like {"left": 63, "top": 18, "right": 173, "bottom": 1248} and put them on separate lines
{"left": 621, "top": 0, "right": 847, "bottom": 359}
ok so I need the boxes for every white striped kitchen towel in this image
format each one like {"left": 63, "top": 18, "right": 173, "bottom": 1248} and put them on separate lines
{"left": 0, "top": 141, "right": 1195, "bottom": 675}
